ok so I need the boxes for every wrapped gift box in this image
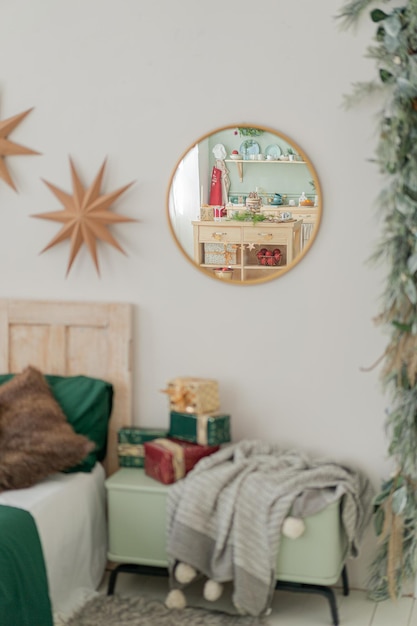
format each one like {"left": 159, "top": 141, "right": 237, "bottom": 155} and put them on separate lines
{"left": 162, "top": 377, "right": 220, "bottom": 414}
{"left": 144, "top": 438, "right": 219, "bottom": 484}
{"left": 200, "top": 205, "right": 214, "bottom": 221}
{"left": 204, "top": 243, "right": 237, "bottom": 266}
{"left": 118, "top": 427, "right": 169, "bottom": 468}
{"left": 169, "top": 411, "right": 231, "bottom": 446}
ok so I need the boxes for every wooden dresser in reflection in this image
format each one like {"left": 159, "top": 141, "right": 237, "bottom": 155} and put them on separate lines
{"left": 192, "top": 219, "right": 302, "bottom": 282}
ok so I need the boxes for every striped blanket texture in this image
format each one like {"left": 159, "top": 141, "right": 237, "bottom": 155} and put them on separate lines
{"left": 166, "top": 440, "right": 374, "bottom": 616}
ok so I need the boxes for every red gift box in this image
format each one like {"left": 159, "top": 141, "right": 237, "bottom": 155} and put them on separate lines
{"left": 144, "top": 438, "right": 219, "bottom": 485}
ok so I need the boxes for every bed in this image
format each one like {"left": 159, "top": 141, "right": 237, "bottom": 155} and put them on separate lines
{"left": 0, "top": 298, "right": 133, "bottom": 625}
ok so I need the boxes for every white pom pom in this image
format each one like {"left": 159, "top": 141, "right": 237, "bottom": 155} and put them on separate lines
{"left": 165, "top": 588, "right": 187, "bottom": 610}
{"left": 282, "top": 516, "right": 305, "bottom": 539}
{"left": 203, "top": 579, "right": 224, "bottom": 602}
{"left": 175, "top": 562, "right": 198, "bottom": 584}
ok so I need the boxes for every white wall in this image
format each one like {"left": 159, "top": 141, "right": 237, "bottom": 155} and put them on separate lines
{"left": 0, "top": 0, "right": 391, "bottom": 587}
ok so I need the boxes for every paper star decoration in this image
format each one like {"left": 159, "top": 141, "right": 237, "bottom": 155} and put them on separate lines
{"left": 0, "top": 108, "right": 39, "bottom": 191}
{"left": 33, "top": 158, "right": 136, "bottom": 276}
{"left": 247, "top": 243, "right": 256, "bottom": 251}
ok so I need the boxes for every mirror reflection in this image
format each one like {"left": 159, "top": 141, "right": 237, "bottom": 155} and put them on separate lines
{"left": 167, "top": 124, "right": 322, "bottom": 284}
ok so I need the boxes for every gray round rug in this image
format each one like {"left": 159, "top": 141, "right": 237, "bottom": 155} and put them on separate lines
{"left": 66, "top": 594, "right": 268, "bottom": 626}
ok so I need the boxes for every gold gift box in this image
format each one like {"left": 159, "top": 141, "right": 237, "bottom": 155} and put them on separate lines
{"left": 163, "top": 377, "right": 220, "bottom": 414}
{"left": 200, "top": 205, "right": 214, "bottom": 221}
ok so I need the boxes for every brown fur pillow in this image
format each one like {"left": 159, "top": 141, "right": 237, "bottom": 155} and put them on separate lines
{"left": 0, "top": 365, "right": 95, "bottom": 491}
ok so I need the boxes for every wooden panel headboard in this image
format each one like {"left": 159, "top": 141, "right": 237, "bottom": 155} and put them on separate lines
{"left": 0, "top": 299, "right": 133, "bottom": 475}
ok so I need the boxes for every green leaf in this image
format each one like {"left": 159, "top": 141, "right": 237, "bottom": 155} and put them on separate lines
{"left": 371, "top": 9, "right": 388, "bottom": 23}
{"left": 384, "top": 15, "right": 401, "bottom": 38}
{"left": 379, "top": 69, "right": 394, "bottom": 84}
{"left": 404, "top": 278, "right": 417, "bottom": 304}
{"left": 392, "top": 485, "right": 407, "bottom": 514}
{"left": 404, "top": 185, "right": 417, "bottom": 202}
{"left": 407, "top": 254, "right": 417, "bottom": 275}
{"left": 391, "top": 320, "right": 412, "bottom": 332}
{"left": 395, "top": 196, "right": 414, "bottom": 215}
{"left": 376, "top": 25, "right": 385, "bottom": 42}
{"left": 397, "top": 77, "right": 417, "bottom": 97}
{"left": 384, "top": 33, "right": 399, "bottom": 54}
{"left": 373, "top": 491, "right": 389, "bottom": 506}
{"left": 381, "top": 477, "right": 395, "bottom": 492}
{"left": 395, "top": 475, "right": 405, "bottom": 488}
{"left": 374, "top": 506, "right": 385, "bottom": 536}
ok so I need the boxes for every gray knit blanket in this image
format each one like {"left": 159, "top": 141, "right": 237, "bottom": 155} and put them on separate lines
{"left": 166, "top": 440, "right": 374, "bottom": 617}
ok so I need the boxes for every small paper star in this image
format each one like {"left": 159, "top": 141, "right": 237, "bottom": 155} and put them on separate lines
{"left": 247, "top": 243, "right": 256, "bottom": 251}
{"left": 32, "top": 158, "right": 136, "bottom": 276}
{"left": 0, "top": 108, "right": 39, "bottom": 191}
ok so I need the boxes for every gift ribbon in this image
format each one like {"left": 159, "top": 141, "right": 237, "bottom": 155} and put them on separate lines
{"left": 153, "top": 439, "right": 186, "bottom": 480}
{"left": 196, "top": 414, "right": 210, "bottom": 445}
{"left": 118, "top": 443, "right": 144, "bottom": 457}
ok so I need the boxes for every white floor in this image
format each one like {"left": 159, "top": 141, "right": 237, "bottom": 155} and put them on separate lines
{"left": 100, "top": 569, "right": 417, "bottom": 625}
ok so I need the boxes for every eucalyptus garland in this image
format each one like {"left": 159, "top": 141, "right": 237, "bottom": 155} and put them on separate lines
{"left": 338, "top": 0, "right": 417, "bottom": 600}
{"left": 236, "top": 128, "right": 264, "bottom": 137}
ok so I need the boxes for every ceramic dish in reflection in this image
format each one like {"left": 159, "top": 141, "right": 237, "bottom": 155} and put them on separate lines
{"left": 239, "top": 140, "right": 260, "bottom": 158}
{"left": 265, "top": 144, "right": 282, "bottom": 159}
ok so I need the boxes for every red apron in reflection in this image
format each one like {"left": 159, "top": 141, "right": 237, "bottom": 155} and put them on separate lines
{"left": 209, "top": 166, "right": 226, "bottom": 216}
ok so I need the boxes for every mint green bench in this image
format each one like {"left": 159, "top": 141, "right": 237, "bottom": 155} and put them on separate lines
{"left": 106, "top": 469, "right": 349, "bottom": 625}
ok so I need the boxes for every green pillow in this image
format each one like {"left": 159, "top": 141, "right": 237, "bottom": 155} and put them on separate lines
{"left": 0, "top": 373, "right": 113, "bottom": 473}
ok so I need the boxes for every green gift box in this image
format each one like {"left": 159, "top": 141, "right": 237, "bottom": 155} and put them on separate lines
{"left": 169, "top": 411, "right": 231, "bottom": 446}
{"left": 118, "top": 427, "right": 169, "bottom": 468}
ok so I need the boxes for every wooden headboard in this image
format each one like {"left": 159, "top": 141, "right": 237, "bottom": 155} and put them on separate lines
{"left": 0, "top": 299, "right": 133, "bottom": 475}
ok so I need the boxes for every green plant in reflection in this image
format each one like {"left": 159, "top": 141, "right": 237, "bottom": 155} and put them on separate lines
{"left": 235, "top": 128, "right": 264, "bottom": 137}
{"left": 230, "top": 211, "right": 267, "bottom": 224}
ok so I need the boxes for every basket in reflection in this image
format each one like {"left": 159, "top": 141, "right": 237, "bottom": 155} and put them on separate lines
{"left": 256, "top": 248, "right": 282, "bottom": 266}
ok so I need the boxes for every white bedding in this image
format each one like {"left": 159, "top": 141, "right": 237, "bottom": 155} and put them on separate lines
{"left": 0, "top": 463, "right": 107, "bottom": 623}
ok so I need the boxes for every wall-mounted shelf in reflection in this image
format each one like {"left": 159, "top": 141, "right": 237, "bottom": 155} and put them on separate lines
{"left": 224, "top": 159, "right": 308, "bottom": 182}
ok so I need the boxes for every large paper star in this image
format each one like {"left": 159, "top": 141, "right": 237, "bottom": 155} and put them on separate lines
{"left": 0, "top": 108, "right": 39, "bottom": 191}
{"left": 33, "top": 158, "right": 136, "bottom": 276}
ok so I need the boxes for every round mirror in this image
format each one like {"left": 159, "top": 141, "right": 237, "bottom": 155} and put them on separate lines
{"left": 167, "top": 124, "right": 322, "bottom": 284}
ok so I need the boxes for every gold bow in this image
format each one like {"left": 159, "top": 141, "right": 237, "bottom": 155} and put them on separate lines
{"left": 161, "top": 385, "right": 192, "bottom": 412}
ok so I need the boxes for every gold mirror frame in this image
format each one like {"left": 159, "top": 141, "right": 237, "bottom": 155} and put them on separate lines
{"left": 167, "top": 124, "right": 322, "bottom": 285}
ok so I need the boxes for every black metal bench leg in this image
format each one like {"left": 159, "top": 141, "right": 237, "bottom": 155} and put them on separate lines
{"left": 275, "top": 580, "right": 340, "bottom": 626}
{"left": 317, "top": 585, "right": 339, "bottom": 626}
{"left": 107, "top": 565, "right": 121, "bottom": 595}
{"left": 341, "top": 565, "right": 349, "bottom": 596}
{"left": 107, "top": 563, "right": 169, "bottom": 596}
